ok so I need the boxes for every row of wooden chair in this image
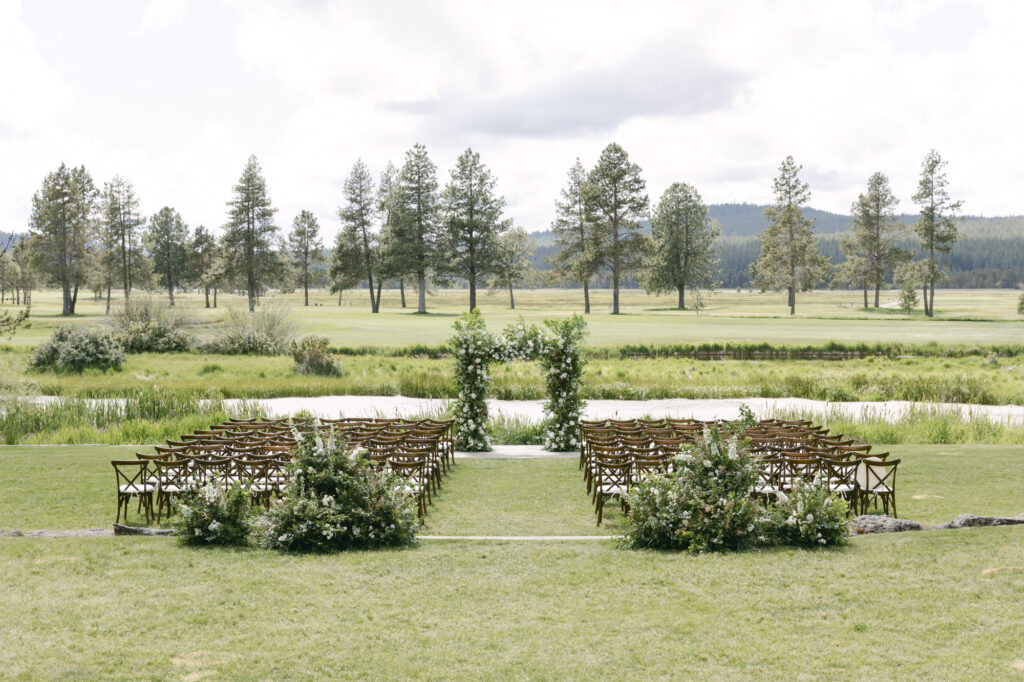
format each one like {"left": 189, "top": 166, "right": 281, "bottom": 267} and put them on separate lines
{"left": 112, "top": 416, "right": 455, "bottom": 524}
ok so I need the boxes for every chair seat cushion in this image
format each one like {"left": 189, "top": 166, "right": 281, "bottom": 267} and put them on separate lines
{"left": 120, "top": 484, "right": 155, "bottom": 494}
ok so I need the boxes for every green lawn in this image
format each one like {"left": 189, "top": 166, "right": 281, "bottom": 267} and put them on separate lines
{"left": 5, "top": 287, "right": 1024, "bottom": 348}
{"left": 2, "top": 444, "right": 1021, "bottom": 531}
{"left": 2, "top": 444, "right": 1023, "bottom": 678}
{"left": 1, "top": 531, "right": 1023, "bottom": 679}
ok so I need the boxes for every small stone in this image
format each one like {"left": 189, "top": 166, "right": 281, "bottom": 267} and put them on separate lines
{"left": 849, "top": 515, "right": 923, "bottom": 534}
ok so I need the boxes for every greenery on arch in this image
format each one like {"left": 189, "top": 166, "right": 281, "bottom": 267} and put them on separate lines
{"left": 451, "top": 310, "right": 587, "bottom": 451}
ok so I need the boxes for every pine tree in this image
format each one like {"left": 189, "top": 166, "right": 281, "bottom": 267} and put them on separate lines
{"left": 441, "top": 148, "right": 507, "bottom": 311}
{"left": 147, "top": 206, "right": 190, "bottom": 306}
{"left": 222, "top": 155, "right": 279, "bottom": 312}
{"left": 847, "top": 172, "right": 908, "bottom": 308}
{"left": 912, "top": 150, "right": 962, "bottom": 317}
{"left": 550, "top": 159, "right": 599, "bottom": 313}
{"left": 339, "top": 160, "right": 380, "bottom": 312}
{"left": 491, "top": 225, "right": 534, "bottom": 309}
{"left": 641, "top": 182, "right": 720, "bottom": 309}
{"left": 190, "top": 225, "right": 220, "bottom": 308}
{"left": 391, "top": 144, "right": 441, "bottom": 313}
{"left": 100, "top": 175, "right": 145, "bottom": 302}
{"left": 328, "top": 228, "right": 362, "bottom": 305}
{"left": 750, "top": 156, "right": 830, "bottom": 315}
{"left": 28, "top": 163, "right": 97, "bottom": 315}
{"left": 586, "top": 143, "right": 649, "bottom": 314}
{"left": 288, "top": 210, "right": 325, "bottom": 306}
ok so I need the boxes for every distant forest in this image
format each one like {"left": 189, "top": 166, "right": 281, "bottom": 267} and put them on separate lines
{"left": 529, "top": 203, "right": 1024, "bottom": 289}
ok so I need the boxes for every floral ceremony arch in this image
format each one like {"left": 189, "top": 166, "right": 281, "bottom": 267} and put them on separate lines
{"left": 450, "top": 310, "right": 587, "bottom": 452}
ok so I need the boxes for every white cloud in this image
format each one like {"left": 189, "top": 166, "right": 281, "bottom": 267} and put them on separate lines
{"left": 3, "top": 0, "right": 1023, "bottom": 239}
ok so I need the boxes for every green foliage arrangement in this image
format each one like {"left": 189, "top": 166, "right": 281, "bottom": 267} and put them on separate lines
{"left": 175, "top": 479, "right": 254, "bottom": 547}
{"left": 451, "top": 310, "right": 586, "bottom": 451}
{"left": 762, "top": 478, "right": 850, "bottom": 547}
{"left": 29, "top": 325, "right": 125, "bottom": 373}
{"left": 623, "top": 428, "right": 761, "bottom": 552}
{"left": 623, "top": 428, "right": 851, "bottom": 552}
{"left": 261, "top": 432, "right": 418, "bottom": 552}
{"left": 110, "top": 296, "right": 193, "bottom": 352}
{"left": 205, "top": 304, "right": 295, "bottom": 355}
{"left": 291, "top": 335, "right": 340, "bottom": 376}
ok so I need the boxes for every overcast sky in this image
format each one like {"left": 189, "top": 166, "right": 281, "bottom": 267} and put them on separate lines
{"left": 2, "top": 0, "right": 1022, "bottom": 239}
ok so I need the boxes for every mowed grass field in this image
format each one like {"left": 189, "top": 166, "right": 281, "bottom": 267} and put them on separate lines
{"left": 3, "top": 287, "right": 1024, "bottom": 348}
{"left": 2, "top": 444, "right": 1023, "bottom": 679}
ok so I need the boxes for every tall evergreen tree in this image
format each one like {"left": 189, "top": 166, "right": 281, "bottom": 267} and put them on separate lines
{"left": 441, "top": 148, "right": 506, "bottom": 311}
{"left": 491, "top": 225, "right": 534, "bottom": 310}
{"left": 223, "top": 155, "right": 279, "bottom": 312}
{"left": 189, "top": 225, "right": 220, "bottom": 308}
{"left": 847, "top": 172, "right": 908, "bottom": 308}
{"left": 750, "top": 156, "right": 830, "bottom": 315}
{"left": 912, "top": 150, "right": 962, "bottom": 317}
{"left": 100, "top": 175, "right": 145, "bottom": 301}
{"left": 641, "top": 182, "right": 721, "bottom": 309}
{"left": 339, "top": 160, "right": 380, "bottom": 312}
{"left": 328, "top": 228, "right": 362, "bottom": 305}
{"left": 834, "top": 241, "right": 871, "bottom": 308}
{"left": 550, "top": 159, "right": 599, "bottom": 313}
{"left": 147, "top": 206, "right": 190, "bottom": 306}
{"left": 374, "top": 162, "right": 401, "bottom": 308}
{"left": 288, "top": 210, "right": 325, "bottom": 306}
{"left": 586, "top": 143, "right": 649, "bottom": 314}
{"left": 28, "top": 163, "right": 97, "bottom": 315}
{"left": 391, "top": 144, "right": 441, "bottom": 313}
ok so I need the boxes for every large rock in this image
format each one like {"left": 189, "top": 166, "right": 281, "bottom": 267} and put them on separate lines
{"left": 948, "top": 513, "right": 1024, "bottom": 529}
{"left": 0, "top": 529, "right": 24, "bottom": 537}
{"left": 113, "top": 524, "right": 177, "bottom": 536}
{"left": 849, "top": 515, "right": 924, "bottom": 534}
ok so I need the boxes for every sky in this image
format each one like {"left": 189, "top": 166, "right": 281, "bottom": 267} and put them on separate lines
{"left": 2, "top": 0, "right": 1022, "bottom": 240}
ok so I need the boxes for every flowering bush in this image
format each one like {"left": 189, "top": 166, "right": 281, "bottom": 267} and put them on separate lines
{"left": 291, "top": 335, "right": 340, "bottom": 376}
{"left": 175, "top": 479, "right": 254, "bottom": 547}
{"left": 450, "top": 310, "right": 586, "bottom": 451}
{"left": 260, "top": 431, "right": 418, "bottom": 552}
{"left": 29, "top": 325, "right": 125, "bottom": 373}
{"left": 624, "top": 428, "right": 761, "bottom": 552}
{"left": 762, "top": 478, "right": 850, "bottom": 547}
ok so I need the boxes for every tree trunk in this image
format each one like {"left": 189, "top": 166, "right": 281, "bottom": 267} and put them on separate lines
{"left": 213, "top": 287, "right": 218, "bottom": 308}
{"left": 105, "top": 286, "right": 111, "bottom": 314}
{"left": 338, "top": 289, "right": 343, "bottom": 306}
{"left": 399, "top": 279, "right": 406, "bottom": 308}
{"left": 508, "top": 284, "right": 515, "bottom": 310}
{"left": 921, "top": 285, "right": 929, "bottom": 316}
{"left": 374, "top": 281, "right": 383, "bottom": 312}
{"left": 678, "top": 285, "right": 685, "bottom": 310}
{"left": 417, "top": 271, "right": 427, "bottom": 313}
{"left": 863, "top": 284, "right": 868, "bottom": 308}
{"left": 61, "top": 282, "right": 72, "bottom": 316}
{"left": 469, "top": 274, "right": 476, "bottom": 312}
{"left": 928, "top": 283, "right": 935, "bottom": 318}
{"left": 788, "top": 286, "right": 795, "bottom": 316}
{"left": 71, "top": 284, "right": 78, "bottom": 314}
{"left": 303, "top": 277, "right": 309, "bottom": 307}
{"left": 583, "top": 281, "right": 590, "bottom": 314}
{"left": 874, "top": 281, "right": 881, "bottom": 308}
{"left": 368, "top": 275, "right": 377, "bottom": 313}
{"left": 168, "top": 280, "right": 175, "bottom": 307}
{"left": 204, "top": 286, "right": 210, "bottom": 309}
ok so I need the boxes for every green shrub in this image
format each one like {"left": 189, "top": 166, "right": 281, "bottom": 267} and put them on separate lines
{"left": 205, "top": 304, "right": 295, "bottom": 355}
{"left": 623, "top": 428, "right": 761, "bottom": 552}
{"left": 291, "top": 335, "right": 340, "bottom": 376}
{"left": 260, "top": 432, "right": 418, "bottom": 552}
{"left": 29, "top": 326, "right": 125, "bottom": 373}
{"left": 761, "top": 478, "right": 849, "bottom": 547}
{"left": 110, "top": 296, "right": 193, "bottom": 352}
{"left": 175, "top": 480, "right": 254, "bottom": 547}
{"left": 1017, "top": 291, "right": 1024, "bottom": 315}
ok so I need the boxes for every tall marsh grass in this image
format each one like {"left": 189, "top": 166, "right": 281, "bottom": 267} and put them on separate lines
{"left": 0, "top": 389, "right": 261, "bottom": 445}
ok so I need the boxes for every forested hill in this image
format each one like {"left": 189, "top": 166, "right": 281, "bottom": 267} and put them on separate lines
{"left": 528, "top": 206, "right": 1024, "bottom": 289}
